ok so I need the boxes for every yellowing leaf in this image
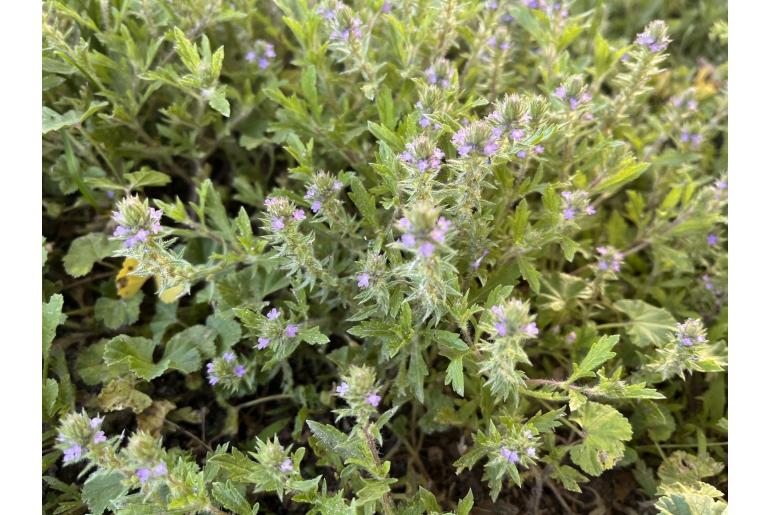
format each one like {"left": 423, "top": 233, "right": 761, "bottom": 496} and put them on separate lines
{"left": 116, "top": 258, "right": 149, "bottom": 299}
{"left": 158, "top": 281, "right": 186, "bottom": 304}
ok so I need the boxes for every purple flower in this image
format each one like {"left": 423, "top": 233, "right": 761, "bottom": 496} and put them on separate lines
{"left": 234, "top": 365, "right": 246, "bottom": 378}
{"left": 585, "top": 205, "right": 596, "bottom": 215}
{"left": 293, "top": 209, "right": 306, "bottom": 221}
{"left": 271, "top": 217, "right": 285, "bottom": 231}
{"left": 63, "top": 444, "right": 82, "bottom": 463}
{"left": 382, "top": 2, "right": 392, "bottom": 13}
{"left": 494, "top": 321, "right": 508, "bottom": 336}
{"left": 223, "top": 351, "right": 236, "bottom": 363}
{"left": 311, "top": 200, "right": 322, "bottom": 213}
{"left": 280, "top": 458, "right": 293, "bottom": 473}
{"left": 245, "top": 50, "right": 257, "bottom": 62}
{"left": 258, "top": 58, "right": 269, "bottom": 69}
{"left": 401, "top": 233, "right": 416, "bottom": 247}
{"left": 511, "top": 128, "right": 525, "bottom": 141}
{"left": 257, "top": 337, "right": 271, "bottom": 350}
{"left": 707, "top": 234, "right": 718, "bottom": 246}
{"left": 419, "top": 242, "right": 435, "bottom": 257}
{"left": 136, "top": 468, "right": 151, "bottom": 484}
{"left": 554, "top": 86, "right": 566, "bottom": 99}
{"left": 501, "top": 448, "right": 519, "bottom": 464}
{"left": 563, "top": 208, "right": 575, "bottom": 220}
{"left": 336, "top": 382, "right": 350, "bottom": 395}
{"left": 153, "top": 462, "right": 167, "bottom": 477}
{"left": 357, "top": 273, "right": 370, "bottom": 288}
{"left": 333, "top": 180, "right": 343, "bottom": 191}
{"left": 267, "top": 308, "right": 280, "bottom": 320}
{"left": 520, "top": 322, "right": 539, "bottom": 338}
{"left": 89, "top": 417, "right": 103, "bottom": 429}
{"left": 208, "top": 374, "right": 219, "bottom": 385}
{"left": 471, "top": 249, "right": 489, "bottom": 270}
{"left": 113, "top": 226, "right": 131, "bottom": 237}
{"left": 516, "top": 150, "right": 527, "bottom": 159}
{"left": 93, "top": 431, "right": 107, "bottom": 444}
{"left": 285, "top": 324, "right": 299, "bottom": 338}
{"left": 366, "top": 392, "right": 382, "bottom": 407}
{"left": 526, "top": 447, "right": 537, "bottom": 458}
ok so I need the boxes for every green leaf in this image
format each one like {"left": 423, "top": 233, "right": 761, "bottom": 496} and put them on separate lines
{"left": 517, "top": 257, "right": 541, "bottom": 293}
{"left": 432, "top": 330, "right": 468, "bottom": 352}
{"left": 211, "top": 481, "right": 252, "bottom": 515}
{"left": 43, "top": 293, "right": 67, "bottom": 357}
{"left": 655, "top": 492, "right": 727, "bottom": 515}
{"left": 569, "top": 335, "right": 619, "bottom": 381}
{"left": 163, "top": 325, "right": 217, "bottom": 373}
{"left": 125, "top": 169, "right": 172, "bottom": 189}
{"left": 457, "top": 489, "right": 474, "bottom": 515}
{"left": 82, "top": 471, "right": 129, "bottom": 515}
{"left": 615, "top": 299, "right": 677, "bottom": 347}
{"left": 173, "top": 27, "right": 201, "bottom": 74}
{"left": 367, "top": 121, "right": 401, "bottom": 149}
{"left": 104, "top": 334, "right": 169, "bottom": 380}
{"left": 445, "top": 357, "right": 465, "bottom": 396}
{"left": 94, "top": 293, "right": 144, "bottom": 330}
{"left": 298, "top": 326, "right": 330, "bottom": 345}
{"left": 42, "top": 107, "right": 80, "bottom": 134}
{"left": 594, "top": 161, "right": 649, "bottom": 193}
{"left": 208, "top": 85, "right": 231, "bottom": 117}
{"left": 356, "top": 478, "right": 396, "bottom": 504}
{"left": 43, "top": 378, "right": 59, "bottom": 419}
{"left": 76, "top": 340, "right": 126, "bottom": 385}
{"left": 63, "top": 233, "right": 118, "bottom": 278}
{"left": 348, "top": 177, "right": 377, "bottom": 227}
{"left": 569, "top": 401, "right": 632, "bottom": 476}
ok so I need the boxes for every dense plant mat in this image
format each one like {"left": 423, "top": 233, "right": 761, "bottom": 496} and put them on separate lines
{"left": 42, "top": 0, "right": 727, "bottom": 513}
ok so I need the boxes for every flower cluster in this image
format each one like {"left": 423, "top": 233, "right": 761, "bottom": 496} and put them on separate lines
{"left": 452, "top": 120, "right": 499, "bottom": 158}
{"left": 334, "top": 365, "right": 383, "bottom": 420}
{"left": 674, "top": 318, "right": 708, "bottom": 347}
{"left": 123, "top": 431, "right": 169, "bottom": 488}
{"left": 560, "top": 190, "right": 595, "bottom": 220}
{"left": 206, "top": 351, "right": 247, "bottom": 386}
{"left": 56, "top": 411, "right": 109, "bottom": 464}
{"left": 304, "top": 171, "right": 344, "bottom": 214}
{"left": 263, "top": 196, "right": 306, "bottom": 233}
{"left": 488, "top": 94, "right": 531, "bottom": 143}
{"left": 245, "top": 40, "right": 276, "bottom": 69}
{"left": 595, "top": 246, "right": 625, "bottom": 274}
{"left": 253, "top": 436, "right": 297, "bottom": 477}
{"left": 399, "top": 135, "right": 445, "bottom": 173}
{"left": 424, "top": 58, "right": 456, "bottom": 89}
{"left": 111, "top": 196, "right": 163, "bottom": 248}
{"left": 256, "top": 306, "right": 299, "bottom": 351}
{"left": 489, "top": 299, "right": 539, "bottom": 340}
{"left": 554, "top": 76, "right": 593, "bottom": 112}
{"left": 635, "top": 20, "right": 671, "bottom": 52}
{"left": 396, "top": 204, "right": 452, "bottom": 258}
{"left": 415, "top": 86, "right": 447, "bottom": 129}
{"left": 320, "top": 3, "right": 363, "bottom": 42}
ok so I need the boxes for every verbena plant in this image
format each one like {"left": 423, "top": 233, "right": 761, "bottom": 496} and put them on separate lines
{"left": 42, "top": 0, "right": 728, "bottom": 513}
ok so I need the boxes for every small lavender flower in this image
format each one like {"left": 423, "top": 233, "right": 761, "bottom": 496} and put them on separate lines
{"left": 365, "top": 392, "right": 382, "bottom": 407}
{"left": 136, "top": 468, "right": 151, "bottom": 484}
{"left": 267, "top": 308, "right": 280, "bottom": 320}
{"left": 280, "top": 458, "right": 293, "bottom": 473}
{"left": 153, "top": 462, "right": 168, "bottom": 477}
{"left": 526, "top": 447, "right": 537, "bottom": 458}
{"left": 419, "top": 242, "right": 435, "bottom": 258}
{"left": 63, "top": 444, "right": 82, "bottom": 463}
{"left": 89, "top": 417, "right": 103, "bottom": 429}
{"left": 491, "top": 305, "right": 507, "bottom": 336}
{"left": 596, "top": 246, "right": 624, "bottom": 273}
{"left": 257, "top": 337, "right": 271, "bottom": 350}
{"left": 336, "top": 382, "right": 350, "bottom": 395}
{"left": 561, "top": 191, "right": 593, "bottom": 221}
{"left": 293, "top": 209, "right": 306, "bottom": 221}
{"left": 223, "top": 351, "right": 236, "bottom": 363}
{"left": 501, "top": 448, "right": 519, "bottom": 464}
{"left": 93, "top": 431, "right": 107, "bottom": 444}
{"left": 246, "top": 40, "right": 276, "bottom": 69}
{"left": 285, "top": 324, "right": 299, "bottom": 338}
{"left": 271, "top": 217, "right": 285, "bottom": 231}
{"left": 520, "top": 322, "right": 539, "bottom": 338}
{"left": 357, "top": 272, "right": 370, "bottom": 288}
{"left": 471, "top": 249, "right": 489, "bottom": 270}
{"left": 702, "top": 274, "right": 714, "bottom": 291}
{"left": 234, "top": 365, "right": 246, "bottom": 378}
{"left": 707, "top": 234, "right": 718, "bottom": 246}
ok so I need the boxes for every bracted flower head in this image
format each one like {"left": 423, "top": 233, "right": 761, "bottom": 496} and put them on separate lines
{"left": 207, "top": 352, "right": 248, "bottom": 387}
{"left": 636, "top": 20, "right": 671, "bottom": 52}
{"left": 488, "top": 299, "right": 538, "bottom": 341}
{"left": 560, "top": 190, "right": 594, "bottom": 221}
{"left": 111, "top": 196, "right": 164, "bottom": 249}
{"left": 56, "top": 411, "right": 109, "bottom": 465}
{"left": 595, "top": 246, "right": 625, "bottom": 274}
{"left": 399, "top": 135, "right": 445, "bottom": 174}
{"left": 674, "top": 318, "right": 708, "bottom": 347}
{"left": 335, "top": 366, "right": 383, "bottom": 420}
{"left": 245, "top": 40, "right": 276, "bottom": 69}
{"left": 553, "top": 76, "right": 592, "bottom": 112}
{"left": 424, "top": 58, "right": 456, "bottom": 89}
{"left": 304, "top": 171, "right": 345, "bottom": 215}
{"left": 452, "top": 120, "right": 499, "bottom": 158}
{"left": 395, "top": 203, "right": 453, "bottom": 259}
